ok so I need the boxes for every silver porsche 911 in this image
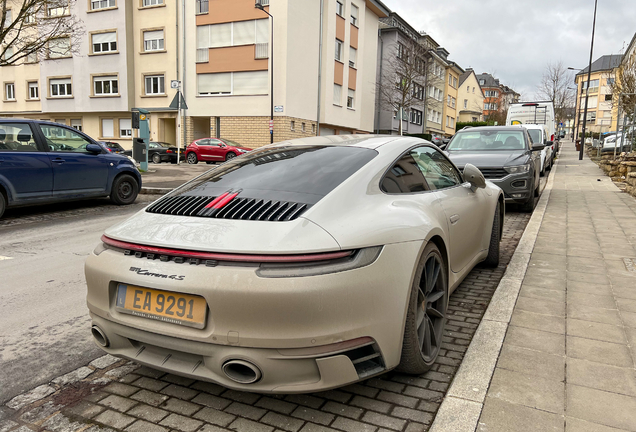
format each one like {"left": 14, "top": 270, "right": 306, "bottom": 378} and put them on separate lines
{"left": 85, "top": 135, "right": 504, "bottom": 393}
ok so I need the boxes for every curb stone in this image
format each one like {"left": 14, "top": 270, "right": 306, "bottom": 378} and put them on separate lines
{"left": 140, "top": 187, "right": 172, "bottom": 195}
{"left": 429, "top": 154, "right": 560, "bottom": 432}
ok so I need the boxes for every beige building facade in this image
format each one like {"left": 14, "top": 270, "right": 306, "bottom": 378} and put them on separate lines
{"left": 442, "top": 61, "right": 462, "bottom": 136}
{"left": 457, "top": 69, "right": 484, "bottom": 122}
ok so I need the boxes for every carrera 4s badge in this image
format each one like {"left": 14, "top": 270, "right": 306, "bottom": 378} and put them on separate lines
{"left": 129, "top": 267, "right": 185, "bottom": 280}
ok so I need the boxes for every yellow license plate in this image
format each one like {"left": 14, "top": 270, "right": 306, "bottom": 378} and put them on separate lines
{"left": 115, "top": 284, "right": 207, "bottom": 329}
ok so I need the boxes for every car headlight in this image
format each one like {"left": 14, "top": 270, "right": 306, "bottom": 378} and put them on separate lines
{"left": 237, "top": 149, "right": 248, "bottom": 153}
{"left": 504, "top": 163, "right": 531, "bottom": 174}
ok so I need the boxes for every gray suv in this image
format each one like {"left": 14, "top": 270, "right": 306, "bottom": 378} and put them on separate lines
{"left": 443, "top": 126, "right": 543, "bottom": 212}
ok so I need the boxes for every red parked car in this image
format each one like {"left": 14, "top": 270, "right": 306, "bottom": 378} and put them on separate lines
{"left": 185, "top": 138, "right": 252, "bottom": 164}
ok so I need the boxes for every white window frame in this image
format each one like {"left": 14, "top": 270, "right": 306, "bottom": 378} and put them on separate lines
{"left": 335, "top": 39, "right": 343, "bottom": 62}
{"left": 144, "top": 74, "right": 165, "bottom": 95}
{"left": 350, "top": 4, "right": 358, "bottom": 26}
{"left": 47, "top": 1, "right": 69, "bottom": 17}
{"left": 349, "top": 46, "right": 357, "bottom": 68}
{"left": 90, "top": 0, "right": 116, "bottom": 10}
{"left": 119, "top": 118, "right": 132, "bottom": 137}
{"left": 5, "top": 83, "right": 15, "bottom": 101}
{"left": 49, "top": 78, "right": 72, "bottom": 98}
{"left": 71, "top": 119, "right": 82, "bottom": 131}
{"left": 347, "top": 89, "right": 355, "bottom": 109}
{"left": 336, "top": 0, "right": 343, "bottom": 16}
{"left": 93, "top": 75, "right": 119, "bottom": 96}
{"left": 28, "top": 82, "right": 39, "bottom": 100}
{"left": 142, "top": 0, "right": 163, "bottom": 6}
{"left": 143, "top": 30, "right": 165, "bottom": 52}
{"left": 91, "top": 31, "right": 117, "bottom": 54}
{"left": 48, "top": 37, "right": 71, "bottom": 59}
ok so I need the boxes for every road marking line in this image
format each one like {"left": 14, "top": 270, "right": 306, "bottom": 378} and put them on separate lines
{"left": 0, "top": 256, "right": 14, "bottom": 260}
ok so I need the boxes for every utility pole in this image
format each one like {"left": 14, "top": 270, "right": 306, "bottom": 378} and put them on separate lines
{"left": 579, "top": 0, "right": 598, "bottom": 160}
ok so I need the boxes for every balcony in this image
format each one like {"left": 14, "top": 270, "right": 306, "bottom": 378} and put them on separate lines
{"left": 196, "top": 48, "right": 209, "bottom": 63}
{"left": 255, "top": 43, "right": 268, "bottom": 59}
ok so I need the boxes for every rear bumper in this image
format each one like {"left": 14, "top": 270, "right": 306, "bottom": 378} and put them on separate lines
{"left": 85, "top": 241, "right": 423, "bottom": 392}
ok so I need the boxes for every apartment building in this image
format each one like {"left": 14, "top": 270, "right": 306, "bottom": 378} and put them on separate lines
{"left": 476, "top": 72, "right": 519, "bottom": 120}
{"left": 440, "top": 56, "right": 463, "bottom": 137}
{"left": 0, "top": 0, "right": 179, "bottom": 147}
{"left": 457, "top": 68, "right": 484, "bottom": 122}
{"left": 573, "top": 54, "right": 622, "bottom": 134}
{"left": 186, "top": 0, "right": 389, "bottom": 148}
{"left": 1, "top": 0, "right": 389, "bottom": 150}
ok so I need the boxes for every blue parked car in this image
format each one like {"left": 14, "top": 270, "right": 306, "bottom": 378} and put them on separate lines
{"left": 0, "top": 119, "right": 141, "bottom": 218}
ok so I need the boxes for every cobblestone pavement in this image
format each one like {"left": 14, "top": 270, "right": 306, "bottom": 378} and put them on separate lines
{"left": 0, "top": 209, "right": 531, "bottom": 432}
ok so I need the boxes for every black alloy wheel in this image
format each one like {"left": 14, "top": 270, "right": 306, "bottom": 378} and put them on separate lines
{"left": 225, "top": 152, "right": 236, "bottom": 161}
{"left": 110, "top": 174, "right": 139, "bottom": 205}
{"left": 398, "top": 242, "right": 448, "bottom": 374}
{"left": 152, "top": 153, "right": 162, "bottom": 164}
{"left": 187, "top": 152, "right": 198, "bottom": 164}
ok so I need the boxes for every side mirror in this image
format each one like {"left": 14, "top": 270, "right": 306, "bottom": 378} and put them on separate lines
{"left": 532, "top": 144, "right": 545, "bottom": 151}
{"left": 86, "top": 143, "right": 103, "bottom": 154}
{"left": 463, "top": 163, "right": 486, "bottom": 189}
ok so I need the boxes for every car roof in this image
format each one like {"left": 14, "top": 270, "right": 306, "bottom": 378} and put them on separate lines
{"left": 0, "top": 117, "right": 68, "bottom": 127}
{"left": 521, "top": 124, "right": 546, "bottom": 130}
{"left": 458, "top": 126, "right": 527, "bottom": 132}
{"left": 260, "top": 134, "right": 403, "bottom": 150}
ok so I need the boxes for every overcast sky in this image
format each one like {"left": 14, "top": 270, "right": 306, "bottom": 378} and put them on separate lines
{"left": 380, "top": 0, "right": 636, "bottom": 99}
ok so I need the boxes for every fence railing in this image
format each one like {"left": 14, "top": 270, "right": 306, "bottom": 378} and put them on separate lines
{"left": 196, "top": 0, "right": 208, "bottom": 14}
{"left": 196, "top": 48, "right": 209, "bottom": 63}
{"left": 255, "top": 43, "right": 269, "bottom": 59}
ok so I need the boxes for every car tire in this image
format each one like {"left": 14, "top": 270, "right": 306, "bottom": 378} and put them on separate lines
{"left": 521, "top": 194, "right": 535, "bottom": 213}
{"left": 110, "top": 174, "right": 139, "bottom": 206}
{"left": 534, "top": 176, "right": 540, "bottom": 197}
{"left": 187, "top": 152, "right": 198, "bottom": 164}
{"left": 225, "top": 152, "right": 236, "bottom": 161}
{"left": 482, "top": 202, "right": 501, "bottom": 268}
{"left": 0, "top": 192, "right": 6, "bottom": 219}
{"left": 397, "top": 242, "right": 448, "bottom": 375}
{"left": 152, "top": 153, "right": 162, "bottom": 164}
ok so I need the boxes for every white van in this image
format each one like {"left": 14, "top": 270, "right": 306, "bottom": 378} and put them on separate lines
{"left": 506, "top": 102, "right": 556, "bottom": 143}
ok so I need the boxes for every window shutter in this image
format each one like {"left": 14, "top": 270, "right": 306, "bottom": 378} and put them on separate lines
{"left": 198, "top": 73, "right": 231, "bottom": 94}
{"left": 196, "top": 25, "right": 209, "bottom": 49}
{"left": 144, "top": 30, "right": 163, "bottom": 41}
{"left": 255, "top": 19, "right": 268, "bottom": 44}
{"left": 92, "top": 32, "right": 116, "bottom": 44}
{"left": 50, "top": 78, "right": 72, "bottom": 86}
{"left": 102, "top": 119, "right": 114, "bottom": 138}
{"left": 209, "top": 23, "right": 231, "bottom": 48}
{"left": 333, "top": 84, "right": 342, "bottom": 103}
{"left": 233, "top": 20, "right": 255, "bottom": 46}
{"left": 120, "top": 118, "right": 131, "bottom": 130}
{"left": 233, "top": 71, "right": 268, "bottom": 95}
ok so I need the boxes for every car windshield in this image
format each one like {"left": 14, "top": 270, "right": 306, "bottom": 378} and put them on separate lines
{"left": 526, "top": 129, "right": 542, "bottom": 144}
{"left": 447, "top": 130, "right": 527, "bottom": 151}
{"left": 172, "top": 145, "right": 378, "bottom": 205}
{"left": 157, "top": 142, "right": 172, "bottom": 148}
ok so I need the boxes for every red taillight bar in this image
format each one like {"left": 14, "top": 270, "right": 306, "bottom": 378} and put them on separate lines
{"left": 101, "top": 235, "right": 353, "bottom": 263}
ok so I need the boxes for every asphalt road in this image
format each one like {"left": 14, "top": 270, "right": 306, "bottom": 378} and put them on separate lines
{"left": 0, "top": 196, "right": 156, "bottom": 404}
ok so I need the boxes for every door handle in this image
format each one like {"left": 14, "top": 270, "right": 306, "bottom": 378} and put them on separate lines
{"left": 450, "top": 214, "right": 460, "bottom": 224}
{"left": 52, "top": 158, "right": 65, "bottom": 163}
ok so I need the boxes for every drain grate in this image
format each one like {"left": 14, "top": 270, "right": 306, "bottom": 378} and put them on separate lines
{"left": 623, "top": 258, "right": 635, "bottom": 272}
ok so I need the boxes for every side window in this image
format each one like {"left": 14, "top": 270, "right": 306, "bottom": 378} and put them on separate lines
{"left": 381, "top": 152, "right": 429, "bottom": 193}
{"left": 197, "top": 139, "right": 211, "bottom": 145}
{"left": 411, "top": 146, "right": 462, "bottom": 190}
{"left": 38, "top": 124, "right": 92, "bottom": 152}
{"left": 0, "top": 123, "right": 39, "bottom": 152}
{"left": 149, "top": 142, "right": 160, "bottom": 149}
{"left": 208, "top": 139, "right": 222, "bottom": 147}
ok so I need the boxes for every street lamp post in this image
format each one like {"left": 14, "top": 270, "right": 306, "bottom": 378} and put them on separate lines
{"left": 578, "top": 0, "right": 599, "bottom": 160}
{"left": 256, "top": 2, "right": 274, "bottom": 144}
{"left": 566, "top": 83, "right": 579, "bottom": 141}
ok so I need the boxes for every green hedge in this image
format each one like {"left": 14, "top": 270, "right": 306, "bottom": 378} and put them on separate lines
{"left": 455, "top": 121, "right": 497, "bottom": 131}
{"left": 405, "top": 133, "right": 433, "bottom": 141}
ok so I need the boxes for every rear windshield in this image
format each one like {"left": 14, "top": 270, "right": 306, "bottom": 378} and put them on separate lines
{"left": 447, "top": 130, "right": 527, "bottom": 151}
{"left": 175, "top": 145, "right": 378, "bottom": 205}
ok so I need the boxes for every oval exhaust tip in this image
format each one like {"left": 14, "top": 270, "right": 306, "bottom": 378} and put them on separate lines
{"left": 91, "top": 325, "right": 109, "bottom": 348}
{"left": 222, "top": 360, "right": 262, "bottom": 384}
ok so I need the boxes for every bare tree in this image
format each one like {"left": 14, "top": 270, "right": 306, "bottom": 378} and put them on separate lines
{"left": 0, "top": 0, "right": 83, "bottom": 66}
{"left": 377, "top": 37, "right": 430, "bottom": 135}
{"left": 536, "top": 60, "right": 575, "bottom": 127}
{"left": 608, "top": 53, "right": 636, "bottom": 120}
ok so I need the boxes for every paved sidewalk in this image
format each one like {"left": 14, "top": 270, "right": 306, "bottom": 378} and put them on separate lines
{"left": 476, "top": 141, "right": 636, "bottom": 431}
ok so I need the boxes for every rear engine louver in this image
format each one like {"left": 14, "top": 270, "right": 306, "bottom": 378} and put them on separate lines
{"left": 146, "top": 195, "right": 310, "bottom": 221}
